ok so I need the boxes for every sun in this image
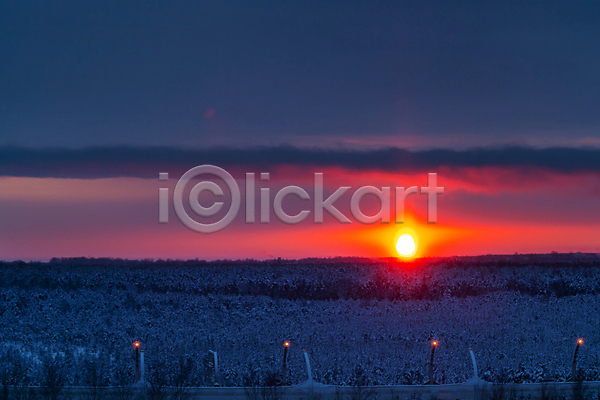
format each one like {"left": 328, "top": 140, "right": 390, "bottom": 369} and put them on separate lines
{"left": 396, "top": 233, "right": 417, "bottom": 257}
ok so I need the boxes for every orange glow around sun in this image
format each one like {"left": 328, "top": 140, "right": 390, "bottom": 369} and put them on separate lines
{"left": 335, "top": 211, "right": 471, "bottom": 259}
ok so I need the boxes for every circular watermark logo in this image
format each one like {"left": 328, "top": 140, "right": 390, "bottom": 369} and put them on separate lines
{"left": 173, "top": 165, "right": 241, "bottom": 233}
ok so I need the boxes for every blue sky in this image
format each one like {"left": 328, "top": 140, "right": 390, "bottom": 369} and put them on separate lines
{"left": 1, "top": 1, "right": 599, "bottom": 149}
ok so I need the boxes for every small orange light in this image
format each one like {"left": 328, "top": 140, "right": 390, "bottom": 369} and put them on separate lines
{"left": 578, "top": 339, "right": 583, "bottom": 345}
{"left": 284, "top": 341, "right": 290, "bottom": 347}
{"left": 432, "top": 341, "right": 438, "bottom": 346}
{"left": 134, "top": 341, "right": 140, "bottom": 348}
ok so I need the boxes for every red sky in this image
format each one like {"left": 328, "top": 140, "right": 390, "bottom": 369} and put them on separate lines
{"left": 1, "top": 164, "right": 598, "bottom": 261}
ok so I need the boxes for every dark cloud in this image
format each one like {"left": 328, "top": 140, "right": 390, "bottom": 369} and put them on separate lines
{"left": 2, "top": 146, "right": 600, "bottom": 178}
{"left": 0, "top": 2, "right": 599, "bottom": 147}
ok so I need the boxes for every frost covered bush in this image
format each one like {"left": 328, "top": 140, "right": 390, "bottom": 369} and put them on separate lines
{"left": 1, "top": 257, "right": 599, "bottom": 386}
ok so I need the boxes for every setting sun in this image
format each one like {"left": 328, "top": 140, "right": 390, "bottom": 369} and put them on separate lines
{"left": 396, "top": 233, "right": 417, "bottom": 257}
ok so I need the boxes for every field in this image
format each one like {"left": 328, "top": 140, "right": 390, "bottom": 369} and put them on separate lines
{"left": 1, "top": 256, "right": 600, "bottom": 388}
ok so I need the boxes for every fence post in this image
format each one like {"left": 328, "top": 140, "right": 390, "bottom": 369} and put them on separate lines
{"left": 281, "top": 341, "right": 290, "bottom": 386}
{"left": 209, "top": 351, "right": 219, "bottom": 387}
{"left": 140, "top": 350, "right": 145, "bottom": 382}
{"left": 469, "top": 349, "right": 480, "bottom": 400}
{"left": 303, "top": 350, "right": 313, "bottom": 383}
{"left": 426, "top": 341, "right": 438, "bottom": 385}
{"left": 570, "top": 339, "right": 583, "bottom": 381}
{"left": 134, "top": 341, "right": 141, "bottom": 383}
{"left": 469, "top": 349, "right": 478, "bottom": 379}
{"left": 304, "top": 350, "right": 314, "bottom": 400}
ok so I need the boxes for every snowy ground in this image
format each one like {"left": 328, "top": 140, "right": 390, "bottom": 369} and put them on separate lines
{"left": 1, "top": 258, "right": 599, "bottom": 387}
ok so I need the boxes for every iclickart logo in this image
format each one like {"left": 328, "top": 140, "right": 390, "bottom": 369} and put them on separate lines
{"left": 158, "top": 165, "right": 443, "bottom": 233}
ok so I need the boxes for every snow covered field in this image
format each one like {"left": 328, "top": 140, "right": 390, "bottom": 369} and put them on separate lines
{"left": 1, "top": 257, "right": 599, "bottom": 387}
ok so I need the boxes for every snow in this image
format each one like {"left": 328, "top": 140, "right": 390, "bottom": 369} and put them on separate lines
{"left": 1, "top": 258, "right": 599, "bottom": 387}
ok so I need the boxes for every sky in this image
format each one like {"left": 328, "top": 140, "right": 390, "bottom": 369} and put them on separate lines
{"left": 1, "top": 1, "right": 599, "bottom": 260}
